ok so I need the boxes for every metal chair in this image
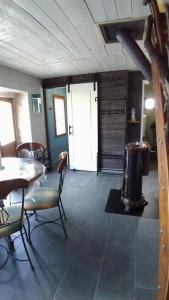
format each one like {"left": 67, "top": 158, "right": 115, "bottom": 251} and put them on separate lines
{"left": 16, "top": 142, "right": 50, "bottom": 170}
{"left": 0, "top": 178, "right": 34, "bottom": 269}
{"left": 24, "top": 151, "right": 68, "bottom": 241}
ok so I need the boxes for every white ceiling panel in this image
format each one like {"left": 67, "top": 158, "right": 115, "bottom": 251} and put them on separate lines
{"left": 0, "top": 40, "right": 41, "bottom": 65}
{"left": 115, "top": 54, "right": 127, "bottom": 69}
{"left": 0, "top": 55, "right": 43, "bottom": 77}
{"left": 85, "top": 0, "right": 108, "bottom": 22}
{"left": 0, "top": 0, "right": 20, "bottom": 19}
{"left": 33, "top": 0, "right": 93, "bottom": 59}
{"left": 55, "top": 0, "right": 107, "bottom": 54}
{"left": 85, "top": 0, "right": 118, "bottom": 22}
{"left": 105, "top": 43, "right": 124, "bottom": 55}
{"left": 10, "top": 36, "right": 75, "bottom": 63}
{"left": 102, "top": 0, "right": 118, "bottom": 20}
{"left": 0, "top": 0, "right": 151, "bottom": 78}
{"left": 11, "top": 0, "right": 85, "bottom": 58}
{"left": 126, "top": 54, "right": 137, "bottom": 70}
{"left": 71, "top": 59, "right": 100, "bottom": 73}
{"left": 93, "top": 55, "right": 117, "bottom": 71}
{"left": 115, "top": 0, "right": 132, "bottom": 18}
{"left": 132, "top": 0, "right": 150, "bottom": 17}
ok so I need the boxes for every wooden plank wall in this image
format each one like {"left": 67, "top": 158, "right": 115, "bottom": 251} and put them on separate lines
{"left": 98, "top": 71, "right": 128, "bottom": 171}
{"left": 127, "top": 71, "right": 143, "bottom": 143}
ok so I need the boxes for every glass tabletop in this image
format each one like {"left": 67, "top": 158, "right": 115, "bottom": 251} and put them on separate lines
{"left": 0, "top": 157, "right": 46, "bottom": 184}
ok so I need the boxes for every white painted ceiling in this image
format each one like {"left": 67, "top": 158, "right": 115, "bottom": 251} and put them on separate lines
{"left": 0, "top": 0, "right": 150, "bottom": 79}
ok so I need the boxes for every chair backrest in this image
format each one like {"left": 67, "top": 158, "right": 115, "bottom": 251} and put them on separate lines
{"left": 0, "top": 179, "right": 29, "bottom": 227}
{"left": 16, "top": 143, "right": 45, "bottom": 159}
{"left": 16, "top": 143, "right": 51, "bottom": 170}
{"left": 57, "top": 151, "right": 67, "bottom": 192}
{"left": 0, "top": 178, "right": 29, "bottom": 200}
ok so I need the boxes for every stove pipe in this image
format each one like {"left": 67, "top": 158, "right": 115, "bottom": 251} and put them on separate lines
{"left": 115, "top": 28, "right": 152, "bottom": 83}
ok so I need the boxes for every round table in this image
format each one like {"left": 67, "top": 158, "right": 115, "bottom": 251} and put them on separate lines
{"left": 0, "top": 157, "right": 46, "bottom": 184}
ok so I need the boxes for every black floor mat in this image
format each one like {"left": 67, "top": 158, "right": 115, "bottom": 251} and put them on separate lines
{"left": 105, "top": 189, "right": 159, "bottom": 219}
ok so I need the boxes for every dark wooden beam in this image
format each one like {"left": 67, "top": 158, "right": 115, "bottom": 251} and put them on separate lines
{"left": 42, "top": 71, "right": 129, "bottom": 89}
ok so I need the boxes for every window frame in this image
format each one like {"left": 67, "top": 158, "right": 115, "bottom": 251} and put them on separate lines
{"left": 53, "top": 95, "right": 66, "bottom": 137}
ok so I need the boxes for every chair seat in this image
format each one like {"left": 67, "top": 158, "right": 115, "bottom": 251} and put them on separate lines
{"left": 24, "top": 187, "right": 59, "bottom": 211}
{"left": 0, "top": 205, "right": 22, "bottom": 237}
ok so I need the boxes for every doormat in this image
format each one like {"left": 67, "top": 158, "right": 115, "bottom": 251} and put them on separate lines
{"left": 105, "top": 189, "right": 159, "bottom": 219}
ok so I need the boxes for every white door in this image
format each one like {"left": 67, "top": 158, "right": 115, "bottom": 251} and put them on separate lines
{"left": 67, "top": 82, "right": 98, "bottom": 171}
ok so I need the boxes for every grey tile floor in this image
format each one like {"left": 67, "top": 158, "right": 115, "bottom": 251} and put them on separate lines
{"left": 0, "top": 164, "right": 159, "bottom": 300}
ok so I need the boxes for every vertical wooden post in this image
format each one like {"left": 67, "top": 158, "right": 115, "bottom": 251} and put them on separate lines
{"left": 152, "top": 64, "right": 169, "bottom": 300}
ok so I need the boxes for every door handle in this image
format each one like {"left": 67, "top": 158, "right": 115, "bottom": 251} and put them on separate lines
{"left": 69, "top": 125, "right": 73, "bottom": 135}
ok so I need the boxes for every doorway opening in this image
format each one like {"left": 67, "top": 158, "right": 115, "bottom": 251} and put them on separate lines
{"left": 0, "top": 87, "right": 31, "bottom": 157}
{"left": 141, "top": 80, "right": 156, "bottom": 160}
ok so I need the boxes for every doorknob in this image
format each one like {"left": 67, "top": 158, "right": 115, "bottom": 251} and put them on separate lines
{"left": 69, "top": 125, "right": 73, "bottom": 135}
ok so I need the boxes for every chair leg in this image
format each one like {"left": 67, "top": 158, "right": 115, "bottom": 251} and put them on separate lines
{"left": 34, "top": 210, "right": 38, "bottom": 221}
{"left": 0, "top": 244, "right": 9, "bottom": 269}
{"left": 20, "top": 229, "right": 34, "bottom": 270}
{"left": 7, "top": 235, "right": 14, "bottom": 248}
{"left": 25, "top": 211, "right": 31, "bottom": 243}
{"left": 23, "top": 224, "right": 29, "bottom": 242}
{"left": 58, "top": 204, "right": 68, "bottom": 239}
{"left": 60, "top": 198, "right": 67, "bottom": 220}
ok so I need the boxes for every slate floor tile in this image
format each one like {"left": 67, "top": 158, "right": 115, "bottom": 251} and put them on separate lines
{"left": 108, "top": 214, "right": 136, "bottom": 246}
{"left": 53, "top": 253, "right": 101, "bottom": 300}
{"left": 135, "top": 238, "right": 158, "bottom": 289}
{"left": 135, "top": 288, "right": 157, "bottom": 300}
{"left": 94, "top": 288, "right": 134, "bottom": 300}
{"left": 135, "top": 217, "right": 159, "bottom": 240}
{"left": 11, "top": 264, "right": 65, "bottom": 300}
{"left": 95, "top": 262, "right": 134, "bottom": 298}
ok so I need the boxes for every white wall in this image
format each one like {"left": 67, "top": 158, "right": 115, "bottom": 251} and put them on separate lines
{"left": 14, "top": 93, "right": 32, "bottom": 144}
{"left": 0, "top": 65, "right": 47, "bottom": 147}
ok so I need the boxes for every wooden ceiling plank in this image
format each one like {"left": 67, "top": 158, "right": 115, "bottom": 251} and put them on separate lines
{"left": 0, "top": 40, "right": 42, "bottom": 65}
{"left": 102, "top": 0, "right": 118, "bottom": 21}
{"left": 71, "top": 58, "right": 101, "bottom": 73}
{"left": 94, "top": 55, "right": 117, "bottom": 71}
{"left": 33, "top": 0, "right": 93, "bottom": 59}
{"left": 131, "top": 0, "right": 150, "bottom": 17}
{"left": 11, "top": 0, "right": 84, "bottom": 59}
{"left": 0, "top": 0, "right": 20, "bottom": 18}
{"left": 115, "top": 0, "right": 132, "bottom": 18}
{"left": 115, "top": 54, "right": 127, "bottom": 69}
{"left": 55, "top": 0, "right": 106, "bottom": 54}
{"left": 9, "top": 36, "right": 75, "bottom": 63}
{"left": 126, "top": 54, "right": 137, "bottom": 69}
{"left": 0, "top": 46, "right": 41, "bottom": 68}
{"left": 84, "top": 0, "right": 108, "bottom": 22}
{"left": 105, "top": 43, "right": 124, "bottom": 55}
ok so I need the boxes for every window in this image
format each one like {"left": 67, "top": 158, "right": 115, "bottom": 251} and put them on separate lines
{"left": 32, "top": 94, "right": 42, "bottom": 113}
{"left": 53, "top": 95, "right": 66, "bottom": 136}
{"left": 0, "top": 100, "right": 15, "bottom": 146}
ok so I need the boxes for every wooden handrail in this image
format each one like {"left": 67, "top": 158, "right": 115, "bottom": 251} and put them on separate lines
{"left": 152, "top": 64, "right": 169, "bottom": 300}
{"left": 143, "top": 1, "right": 169, "bottom": 299}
